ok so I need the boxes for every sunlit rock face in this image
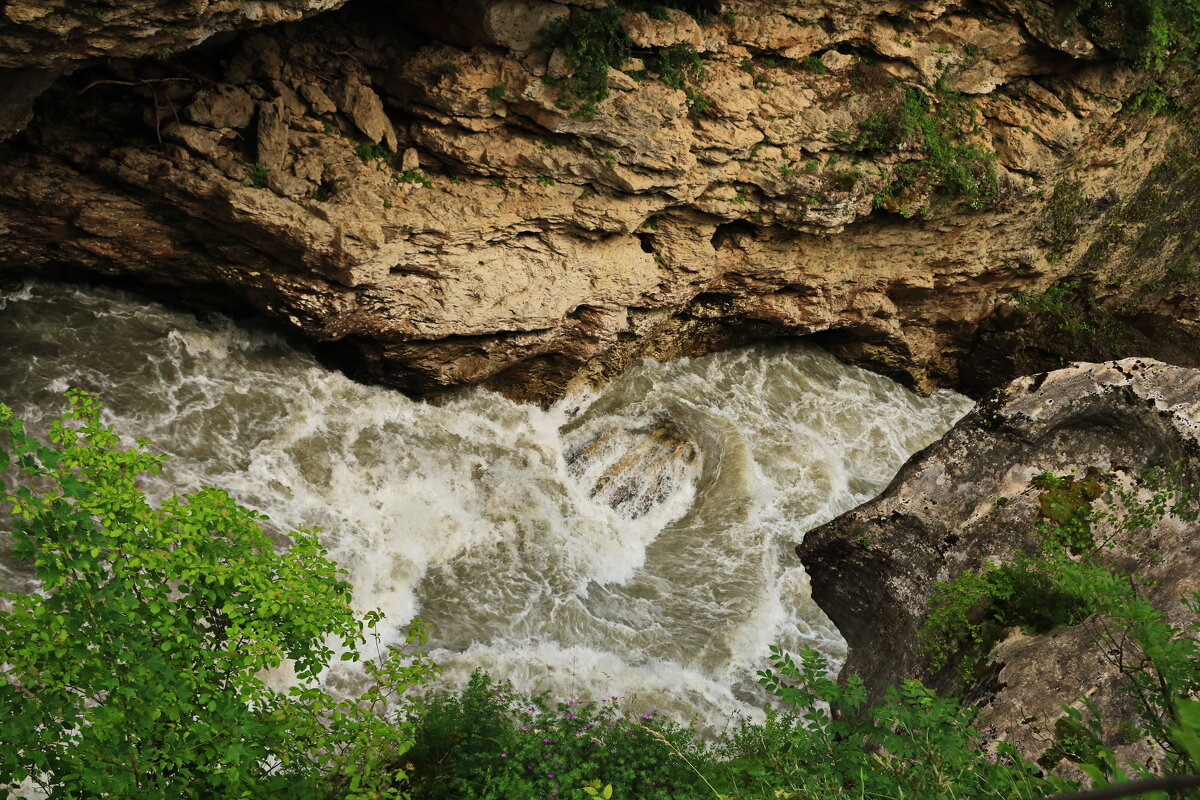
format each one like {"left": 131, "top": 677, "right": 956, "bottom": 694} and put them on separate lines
{"left": 0, "top": 0, "right": 1198, "bottom": 403}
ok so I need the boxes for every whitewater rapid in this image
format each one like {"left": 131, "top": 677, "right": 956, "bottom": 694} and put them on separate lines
{"left": 0, "top": 281, "right": 973, "bottom": 724}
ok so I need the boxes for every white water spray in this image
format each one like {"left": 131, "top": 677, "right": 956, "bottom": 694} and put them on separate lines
{"left": 0, "top": 282, "right": 973, "bottom": 724}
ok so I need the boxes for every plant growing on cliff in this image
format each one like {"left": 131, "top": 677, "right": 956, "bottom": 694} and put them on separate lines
{"left": 920, "top": 465, "right": 1200, "bottom": 785}
{"left": 0, "top": 391, "right": 434, "bottom": 798}
{"left": 542, "top": 5, "right": 632, "bottom": 119}
{"left": 857, "top": 82, "right": 998, "bottom": 211}
{"left": 1069, "top": 0, "right": 1200, "bottom": 68}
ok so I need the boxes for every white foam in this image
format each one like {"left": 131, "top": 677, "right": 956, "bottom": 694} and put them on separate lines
{"left": 0, "top": 281, "right": 974, "bottom": 726}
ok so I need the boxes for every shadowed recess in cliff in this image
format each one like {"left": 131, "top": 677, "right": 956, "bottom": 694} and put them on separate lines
{"left": 0, "top": 280, "right": 973, "bottom": 725}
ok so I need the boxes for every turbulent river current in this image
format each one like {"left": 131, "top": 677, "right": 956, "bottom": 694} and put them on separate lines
{"left": 0, "top": 282, "right": 974, "bottom": 724}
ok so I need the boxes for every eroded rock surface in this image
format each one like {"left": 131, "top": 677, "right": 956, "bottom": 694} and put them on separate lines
{"left": 797, "top": 358, "right": 1200, "bottom": 765}
{"left": 0, "top": 1, "right": 1198, "bottom": 402}
{"left": 0, "top": 0, "right": 347, "bottom": 139}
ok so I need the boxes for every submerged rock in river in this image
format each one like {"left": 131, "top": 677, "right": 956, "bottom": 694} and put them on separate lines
{"left": 565, "top": 417, "right": 698, "bottom": 520}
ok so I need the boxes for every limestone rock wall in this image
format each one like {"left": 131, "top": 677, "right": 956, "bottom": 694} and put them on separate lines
{"left": 0, "top": 0, "right": 1197, "bottom": 402}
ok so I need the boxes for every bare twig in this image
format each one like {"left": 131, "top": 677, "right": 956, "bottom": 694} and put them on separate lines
{"left": 79, "top": 77, "right": 199, "bottom": 94}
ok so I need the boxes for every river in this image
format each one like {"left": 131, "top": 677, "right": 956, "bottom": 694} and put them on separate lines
{"left": 0, "top": 280, "right": 973, "bottom": 724}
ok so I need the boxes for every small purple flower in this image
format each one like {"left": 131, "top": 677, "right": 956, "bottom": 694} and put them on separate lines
{"left": 500, "top": 753, "right": 508, "bottom": 758}
{"left": 543, "top": 738, "right": 550, "bottom": 742}
{"left": 547, "top": 774, "right": 554, "bottom": 778}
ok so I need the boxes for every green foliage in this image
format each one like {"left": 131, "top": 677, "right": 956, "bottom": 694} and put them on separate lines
{"left": 1010, "top": 282, "right": 1130, "bottom": 348}
{"left": 799, "top": 55, "right": 828, "bottom": 74}
{"left": 394, "top": 170, "right": 432, "bottom": 188}
{"left": 1069, "top": 0, "right": 1200, "bottom": 68}
{"left": 645, "top": 43, "right": 712, "bottom": 115}
{"left": 620, "top": 0, "right": 716, "bottom": 24}
{"left": 542, "top": 5, "right": 632, "bottom": 119}
{"left": 0, "top": 393, "right": 435, "bottom": 798}
{"left": 1045, "top": 177, "right": 1088, "bottom": 256}
{"left": 543, "top": 5, "right": 714, "bottom": 118}
{"left": 406, "top": 671, "right": 708, "bottom": 799}
{"left": 716, "top": 647, "right": 1069, "bottom": 799}
{"left": 485, "top": 85, "right": 507, "bottom": 102}
{"left": 858, "top": 84, "right": 998, "bottom": 211}
{"left": 356, "top": 142, "right": 391, "bottom": 164}
{"left": 1033, "top": 468, "right": 1104, "bottom": 550}
{"left": 647, "top": 43, "right": 706, "bottom": 90}
{"left": 248, "top": 162, "right": 270, "bottom": 189}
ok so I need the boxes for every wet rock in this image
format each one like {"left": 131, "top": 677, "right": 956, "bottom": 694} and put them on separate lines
{"left": 565, "top": 417, "right": 698, "bottom": 520}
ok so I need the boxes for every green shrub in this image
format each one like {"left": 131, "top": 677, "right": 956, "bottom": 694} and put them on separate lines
{"left": 542, "top": 5, "right": 632, "bottom": 119}
{"left": 647, "top": 42, "right": 706, "bottom": 90}
{"left": 248, "top": 161, "right": 270, "bottom": 189}
{"left": 1069, "top": 0, "right": 1200, "bottom": 68}
{"left": 407, "top": 671, "right": 708, "bottom": 799}
{"left": 355, "top": 142, "right": 390, "bottom": 164}
{"left": 0, "top": 392, "right": 435, "bottom": 798}
{"left": 717, "top": 647, "right": 1071, "bottom": 799}
{"left": 858, "top": 83, "right": 998, "bottom": 211}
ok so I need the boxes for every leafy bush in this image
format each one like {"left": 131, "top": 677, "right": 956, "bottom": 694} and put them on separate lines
{"left": 406, "top": 671, "right": 709, "bottom": 799}
{"left": 0, "top": 392, "right": 434, "bottom": 798}
{"left": 356, "top": 142, "right": 391, "bottom": 164}
{"left": 542, "top": 6, "right": 632, "bottom": 119}
{"left": 716, "top": 647, "right": 1070, "bottom": 799}
{"left": 1070, "top": 0, "right": 1200, "bottom": 68}
{"left": 858, "top": 83, "right": 998, "bottom": 211}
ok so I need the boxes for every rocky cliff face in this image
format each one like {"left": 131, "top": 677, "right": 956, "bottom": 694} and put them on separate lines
{"left": 0, "top": 0, "right": 1197, "bottom": 402}
{"left": 798, "top": 357, "right": 1200, "bottom": 766}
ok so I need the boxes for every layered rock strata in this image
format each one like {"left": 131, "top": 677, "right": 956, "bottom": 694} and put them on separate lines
{"left": 0, "top": 0, "right": 1197, "bottom": 402}
{"left": 797, "top": 358, "right": 1200, "bottom": 765}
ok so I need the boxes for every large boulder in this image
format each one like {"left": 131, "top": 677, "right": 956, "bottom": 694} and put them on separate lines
{"left": 797, "top": 358, "right": 1200, "bottom": 763}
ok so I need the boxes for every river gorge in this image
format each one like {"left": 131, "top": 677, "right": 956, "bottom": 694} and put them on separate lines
{"left": 3, "top": 0, "right": 1200, "bottom": 794}
{"left": 0, "top": 280, "right": 971, "bottom": 725}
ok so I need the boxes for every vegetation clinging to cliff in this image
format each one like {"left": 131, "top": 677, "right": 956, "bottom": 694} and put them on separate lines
{"left": 856, "top": 80, "right": 999, "bottom": 212}
{"left": 1070, "top": 0, "right": 1200, "bottom": 67}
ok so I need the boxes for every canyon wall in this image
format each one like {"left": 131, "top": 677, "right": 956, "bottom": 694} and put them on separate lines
{"left": 0, "top": 0, "right": 1197, "bottom": 402}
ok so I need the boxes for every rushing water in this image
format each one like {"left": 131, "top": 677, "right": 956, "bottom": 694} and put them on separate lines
{"left": 0, "top": 281, "right": 974, "bottom": 724}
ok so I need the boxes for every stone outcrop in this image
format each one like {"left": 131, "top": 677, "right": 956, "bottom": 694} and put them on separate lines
{"left": 797, "top": 358, "right": 1200, "bottom": 765}
{"left": 0, "top": 0, "right": 1198, "bottom": 402}
{"left": 0, "top": 0, "right": 347, "bottom": 140}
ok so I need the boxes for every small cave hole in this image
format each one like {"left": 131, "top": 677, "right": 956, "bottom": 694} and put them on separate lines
{"left": 711, "top": 219, "right": 757, "bottom": 250}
